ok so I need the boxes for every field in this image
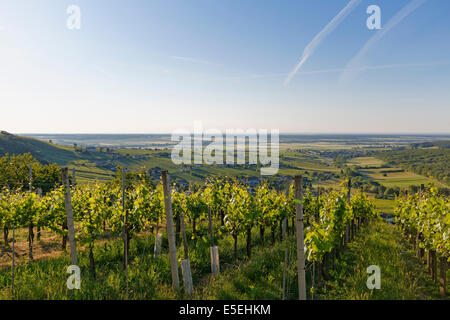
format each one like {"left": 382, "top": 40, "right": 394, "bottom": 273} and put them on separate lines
{"left": 370, "top": 198, "right": 395, "bottom": 215}
{"left": 349, "top": 156, "right": 448, "bottom": 188}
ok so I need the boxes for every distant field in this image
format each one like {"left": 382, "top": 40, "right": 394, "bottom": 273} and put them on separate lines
{"left": 348, "top": 157, "right": 384, "bottom": 167}
{"left": 281, "top": 143, "right": 357, "bottom": 150}
{"left": 370, "top": 198, "right": 395, "bottom": 214}
{"left": 348, "top": 156, "right": 448, "bottom": 188}
{"left": 371, "top": 173, "right": 443, "bottom": 188}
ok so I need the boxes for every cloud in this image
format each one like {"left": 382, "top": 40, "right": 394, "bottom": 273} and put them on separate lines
{"left": 284, "top": 0, "right": 362, "bottom": 85}
{"left": 339, "top": 0, "right": 428, "bottom": 83}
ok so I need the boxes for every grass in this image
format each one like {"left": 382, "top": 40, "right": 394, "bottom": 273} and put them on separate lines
{"left": 319, "top": 220, "right": 449, "bottom": 300}
{"left": 348, "top": 157, "right": 384, "bottom": 167}
{"left": 193, "top": 236, "right": 302, "bottom": 300}
{"left": 370, "top": 198, "right": 395, "bottom": 215}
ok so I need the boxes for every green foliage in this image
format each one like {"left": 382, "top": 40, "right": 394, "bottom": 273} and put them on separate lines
{"left": 0, "top": 153, "right": 61, "bottom": 193}
{"left": 305, "top": 185, "right": 377, "bottom": 262}
{"left": 395, "top": 187, "right": 449, "bottom": 259}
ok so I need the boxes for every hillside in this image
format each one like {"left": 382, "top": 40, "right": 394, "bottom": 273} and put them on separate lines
{"left": 0, "top": 131, "right": 77, "bottom": 165}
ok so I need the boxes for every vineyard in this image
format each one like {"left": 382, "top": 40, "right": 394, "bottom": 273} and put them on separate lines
{"left": 0, "top": 166, "right": 383, "bottom": 299}
{"left": 394, "top": 187, "right": 450, "bottom": 296}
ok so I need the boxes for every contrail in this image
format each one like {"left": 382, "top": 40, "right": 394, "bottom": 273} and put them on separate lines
{"left": 284, "top": 0, "right": 361, "bottom": 86}
{"left": 339, "top": 0, "right": 427, "bottom": 83}
{"left": 216, "top": 60, "right": 447, "bottom": 81}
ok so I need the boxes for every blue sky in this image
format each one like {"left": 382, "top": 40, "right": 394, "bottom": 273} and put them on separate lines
{"left": 0, "top": 0, "right": 449, "bottom": 133}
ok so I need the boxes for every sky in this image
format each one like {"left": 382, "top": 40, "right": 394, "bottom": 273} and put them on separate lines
{"left": 0, "top": 0, "right": 449, "bottom": 134}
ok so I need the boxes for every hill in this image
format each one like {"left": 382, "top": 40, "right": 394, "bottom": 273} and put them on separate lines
{"left": 411, "top": 140, "right": 450, "bottom": 149}
{"left": 0, "top": 131, "right": 77, "bottom": 165}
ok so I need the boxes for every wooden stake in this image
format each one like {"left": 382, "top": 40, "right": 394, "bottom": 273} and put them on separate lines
{"left": 208, "top": 206, "right": 220, "bottom": 276}
{"left": 294, "top": 175, "right": 306, "bottom": 300}
{"left": 180, "top": 213, "right": 193, "bottom": 296}
{"left": 161, "top": 170, "right": 180, "bottom": 291}
{"left": 210, "top": 246, "right": 220, "bottom": 275}
{"left": 11, "top": 225, "right": 15, "bottom": 298}
{"left": 153, "top": 233, "right": 162, "bottom": 258}
{"left": 28, "top": 164, "right": 34, "bottom": 260}
{"left": 62, "top": 168, "right": 78, "bottom": 266}
{"left": 181, "top": 259, "right": 193, "bottom": 296}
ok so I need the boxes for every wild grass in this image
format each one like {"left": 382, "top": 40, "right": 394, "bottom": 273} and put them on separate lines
{"left": 319, "top": 220, "right": 448, "bottom": 300}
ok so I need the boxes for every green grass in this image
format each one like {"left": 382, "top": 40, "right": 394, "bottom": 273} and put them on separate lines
{"left": 370, "top": 198, "right": 395, "bottom": 215}
{"left": 348, "top": 157, "right": 384, "bottom": 168}
{"left": 193, "top": 236, "right": 301, "bottom": 300}
{"left": 319, "top": 220, "right": 448, "bottom": 300}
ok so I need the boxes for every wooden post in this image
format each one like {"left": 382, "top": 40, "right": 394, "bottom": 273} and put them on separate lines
{"left": 36, "top": 188, "right": 42, "bottom": 241}
{"left": 181, "top": 259, "right": 193, "bottom": 296}
{"left": 210, "top": 246, "right": 220, "bottom": 276}
{"left": 11, "top": 225, "right": 15, "bottom": 297}
{"left": 161, "top": 170, "right": 180, "bottom": 291}
{"left": 153, "top": 233, "right": 162, "bottom": 258}
{"left": 62, "top": 168, "right": 78, "bottom": 266}
{"left": 439, "top": 256, "right": 447, "bottom": 297}
{"left": 294, "top": 175, "right": 306, "bottom": 300}
{"left": 28, "top": 164, "right": 34, "bottom": 260}
{"left": 208, "top": 206, "right": 220, "bottom": 276}
{"left": 180, "top": 213, "right": 193, "bottom": 296}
